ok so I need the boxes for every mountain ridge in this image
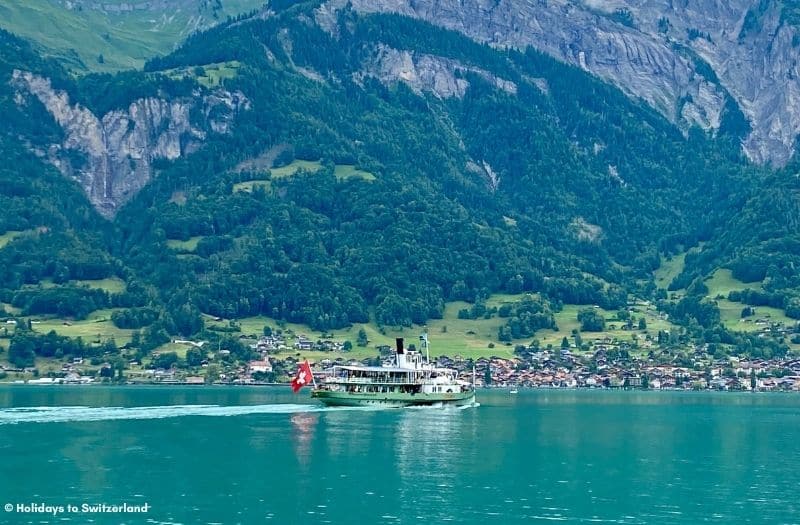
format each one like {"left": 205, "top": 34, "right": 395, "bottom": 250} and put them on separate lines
{"left": 0, "top": 4, "right": 798, "bottom": 362}
{"left": 317, "top": 0, "right": 800, "bottom": 166}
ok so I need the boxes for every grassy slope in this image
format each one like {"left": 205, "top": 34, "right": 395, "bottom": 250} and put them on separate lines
{"left": 654, "top": 252, "right": 687, "bottom": 290}
{"left": 0, "top": 230, "right": 28, "bottom": 249}
{"left": 233, "top": 160, "right": 375, "bottom": 192}
{"left": 32, "top": 308, "right": 134, "bottom": 344}
{"left": 704, "top": 268, "right": 760, "bottom": 298}
{"left": 0, "top": 0, "right": 264, "bottom": 72}
{"left": 0, "top": 309, "right": 134, "bottom": 373}
{"left": 538, "top": 303, "right": 674, "bottom": 349}
{"left": 703, "top": 269, "right": 796, "bottom": 334}
{"left": 166, "top": 236, "right": 204, "bottom": 252}
{"left": 653, "top": 249, "right": 797, "bottom": 332}
{"left": 0, "top": 292, "right": 690, "bottom": 367}
{"left": 203, "top": 293, "right": 684, "bottom": 361}
{"left": 164, "top": 60, "right": 241, "bottom": 88}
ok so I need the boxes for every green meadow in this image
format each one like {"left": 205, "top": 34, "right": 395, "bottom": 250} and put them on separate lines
{"left": 653, "top": 252, "right": 796, "bottom": 339}
{"left": 702, "top": 269, "right": 796, "bottom": 334}
{"left": 1, "top": 291, "right": 689, "bottom": 367}
{"left": 704, "top": 268, "right": 761, "bottom": 298}
{"left": 164, "top": 61, "right": 242, "bottom": 88}
{"left": 0, "top": 230, "right": 27, "bottom": 249}
{"left": 166, "top": 236, "right": 204, "bottom": 252}
{"left": 31, "top": 308, "right": 134, "bottom": 345}
{"left": 233, "top": 160, "right": 375, "bottom": 193}
{"left": 0, "top": 0, "right": 265, "bottom": 73}
{"left": 203, "top": 293, "right": 683, "bottom": 362}
{"left": 72, "top": 277, "right": 127, "bottom": 294}
{"left": 654, "top": 252, "right": 687, "bottom": 291}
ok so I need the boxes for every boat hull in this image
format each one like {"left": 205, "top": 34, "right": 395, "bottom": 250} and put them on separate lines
{"left": 311, "top": 389, "right": 476, "bottom": 408}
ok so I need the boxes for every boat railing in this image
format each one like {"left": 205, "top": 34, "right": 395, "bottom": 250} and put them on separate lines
{"left": 325, "top": 376, "right": 419, "bottom": 384}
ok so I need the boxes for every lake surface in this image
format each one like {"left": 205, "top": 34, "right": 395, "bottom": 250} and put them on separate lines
{"left": 1, "top": 387, "right": 799, "bottom": 524}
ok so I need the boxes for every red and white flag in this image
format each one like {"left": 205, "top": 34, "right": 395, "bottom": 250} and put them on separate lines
{"left": 291, "top": 360, "right": 314, "bottom": 393}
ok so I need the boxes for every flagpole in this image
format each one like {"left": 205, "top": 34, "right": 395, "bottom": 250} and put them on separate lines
{"left": 307, "top": 359, "right": 317, "bottom": 388}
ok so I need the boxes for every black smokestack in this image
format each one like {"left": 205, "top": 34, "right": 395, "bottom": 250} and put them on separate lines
{"left": 396, "top": 338, "right": 404, "bottom": 354}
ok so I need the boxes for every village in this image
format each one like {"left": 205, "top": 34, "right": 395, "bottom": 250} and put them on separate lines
{"left": 3, "top": 330, "right": 800, "bottom": 392}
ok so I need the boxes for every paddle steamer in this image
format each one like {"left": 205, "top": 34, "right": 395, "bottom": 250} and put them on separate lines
{"left": 311, "top": 335, "right": 476, "bottom": 407}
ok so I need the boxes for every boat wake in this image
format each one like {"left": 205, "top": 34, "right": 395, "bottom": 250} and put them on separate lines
{"left": 405, "top": 401, "right": 480, "bottom": 411}
{"left": 0, "top": 404, "right": 375, "bottom": 425}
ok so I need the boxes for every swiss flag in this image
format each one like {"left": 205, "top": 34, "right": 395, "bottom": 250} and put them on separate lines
{"left": 291, "top": 360, "right": 314, "bottom": 393}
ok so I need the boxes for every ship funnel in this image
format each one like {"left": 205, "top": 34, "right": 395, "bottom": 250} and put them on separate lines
{"left": 395, "top": 338, "right": 404, "bottom": 354}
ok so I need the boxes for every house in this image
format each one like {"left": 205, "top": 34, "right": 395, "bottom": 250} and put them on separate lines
{"left": 185, "top": 376, "right": 205, "bottom": 385}
{"left": 248, "top": 360, "right": 272, "bottom": 373}
{"left": 294, "top": 336, "right": 313, "bottom": 351}
{"left": 63, "top": 372, "right": 91, "bottom": 384}
{"left": 624, "top": 375, "right": 642, "bottom": 388}
{"left": 27, "top": 377, "right": 55, "bottom": 385}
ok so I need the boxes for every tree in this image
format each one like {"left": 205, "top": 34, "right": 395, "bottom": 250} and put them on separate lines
{"left": 142, "top": 322, "right": 170, "bottom": 352}
{"left": 750, "top": 369, "right": 757, "bottom": 390}
{"left": 205, "top": 364, "right": 220, "bottom": 384}
{"left": 152, "top": 352, "right": 178, "bottom": 369}
{"left": 561, "top": 336, "right": 569, "bottom": 349}
{"left": 578, "top": 308, "right": 606, "bottom": 332}
{"left": 173, "top": 303, "right": 204, "bottom": 336}
{"left": 102, "top": 338, "right": 117, "bottom": 355}
{"left": 356, "top": 328, "right": 368, "bottom": 347}
{"left": 638, "top": 317, "right": 647, "bottom": 330}
{"left": 375, "top": 294, "right": 411, "bottom": 326}
{"left": 483, "top": 365, "right": 492, "bottom": 385}
{"left": 8, "top": 334, "right": 36, "bottom": 368}
{"left": 342, "top": 340, "right": 353, "bottom": 351}
{"left": 116, "top": 361, "right": 125, "bottom": 381}
{"left": 186, "top": 347, "right": 204, "bottom": 367}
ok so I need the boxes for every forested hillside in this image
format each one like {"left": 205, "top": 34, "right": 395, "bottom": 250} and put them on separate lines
{"left": 0, "top": 1, "right": 798, "bottom": 366}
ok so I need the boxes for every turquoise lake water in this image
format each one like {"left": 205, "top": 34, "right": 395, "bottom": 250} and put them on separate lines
{"left": 0, "top": 386, "right": 799, "bottom": 524}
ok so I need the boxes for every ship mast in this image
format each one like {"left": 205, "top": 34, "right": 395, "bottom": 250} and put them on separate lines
{"left": 419, "top": 333, "right": 430, "bottom": 363}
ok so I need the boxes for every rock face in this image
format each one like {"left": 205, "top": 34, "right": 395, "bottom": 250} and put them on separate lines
{"left": 11, "top": 70, "right": 248, "bottom": 217}
{"left": 358, "top": 44, "right": 517, "bottom": 98}
{"left": 318, "top": 0, "right": 800, "bottom": 166}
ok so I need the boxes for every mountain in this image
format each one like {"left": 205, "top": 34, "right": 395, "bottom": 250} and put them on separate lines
{"left": 11, "top": 69, "right": 249, "bottom": 216}
{"left": 317, "top": 0, "right": 800, "bottom": 167}
{"left": 0, "top": 1, "right": 798, "bottom": 363}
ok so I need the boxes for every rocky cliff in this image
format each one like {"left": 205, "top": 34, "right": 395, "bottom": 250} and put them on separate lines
{"left": 11, "top": 70, "right": 248, "bottom": 217}
{"left": 358, "top": 44, "right": 517, "bottom": 98}
{"left": 318, "top": 0, "right": 800, "bottom": 166}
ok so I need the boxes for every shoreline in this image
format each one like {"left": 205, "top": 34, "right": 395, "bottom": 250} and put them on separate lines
{"left": 0, "top": 382, "right": 793, "bottom": 393}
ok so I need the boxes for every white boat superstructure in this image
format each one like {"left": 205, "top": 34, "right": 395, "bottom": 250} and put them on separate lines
{"left": 311, "top": 335, "right": 476, "bottom": 407}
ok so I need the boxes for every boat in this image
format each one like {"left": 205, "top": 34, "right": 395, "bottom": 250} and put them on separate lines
{"left": 509, "top": 388, "right": 518, "bottom": 394}
{"left": 311, "top": 335, "right": 476, "bottom": 408}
